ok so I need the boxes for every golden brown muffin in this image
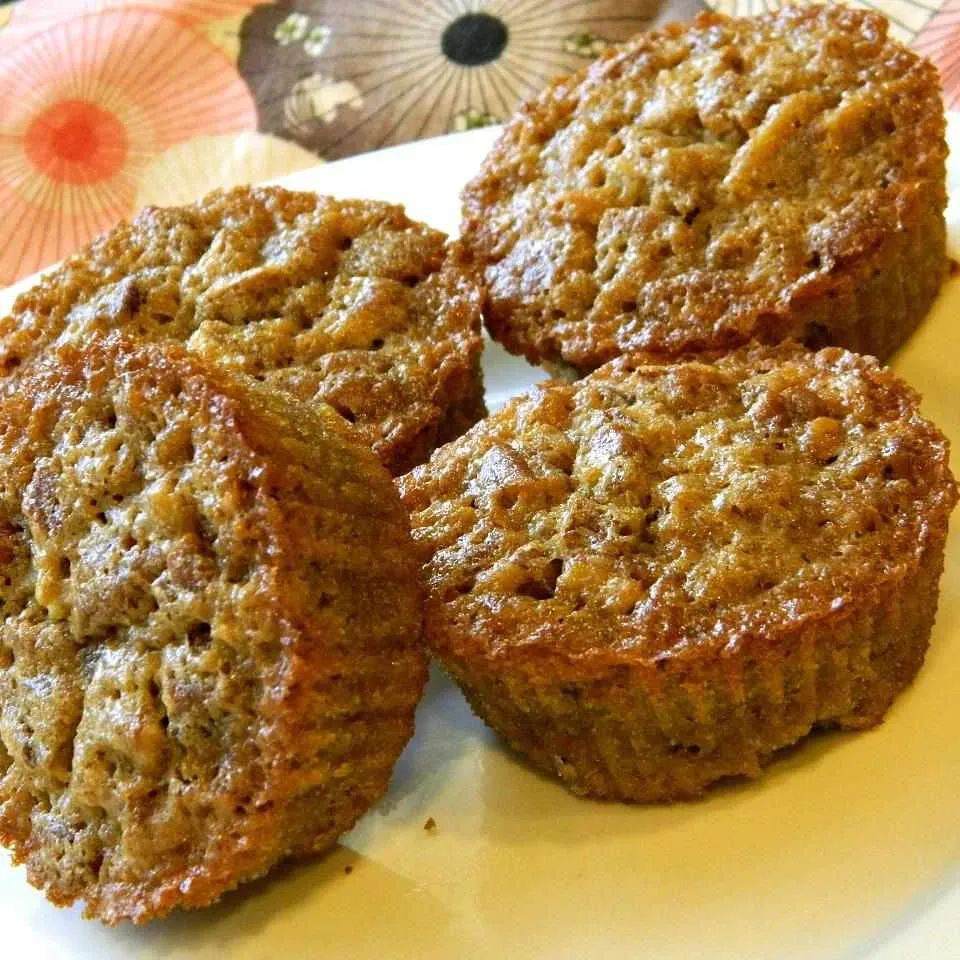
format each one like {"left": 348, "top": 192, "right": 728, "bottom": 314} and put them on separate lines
{"left": 398, "top": 342, "right": 957, "bottom": 802}
{"left": 0, "top": 186, "right": 485, "bottom": 475}
{"left": 0, "top": 334, "right": 426, "bottom": 923}
{"left": 460, "top": 6, "right": 948, "bottom": 374}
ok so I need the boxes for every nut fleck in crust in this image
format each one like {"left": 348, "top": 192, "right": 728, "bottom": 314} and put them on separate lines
{"left": 0, "top": 335, "right": 426, "bottom": 923}
{"left": 0, "top": 186, "right": 485, "bottom": 475}
{"left": 399, "top": 343, "right": 957, "bottom": 802}
{"left": 460, "top": 6, "right": 948, "bottom": 374}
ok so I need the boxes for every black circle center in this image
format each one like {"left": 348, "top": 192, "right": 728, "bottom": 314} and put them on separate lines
{"left": 442, "top": 13, "right": 508, "bottom": 67}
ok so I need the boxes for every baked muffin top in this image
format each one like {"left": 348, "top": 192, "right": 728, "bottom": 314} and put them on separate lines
{"left": 0, "top": 186, "right": 484, "bottom": 474}
{"left": 0, "top": 335, "right": 424, "bottom": 923}
{"left": 399, "top": 342, "right": 957, "bottom": 673}
{"left": 460, "top": 5, "right": 946, "bottom": 372}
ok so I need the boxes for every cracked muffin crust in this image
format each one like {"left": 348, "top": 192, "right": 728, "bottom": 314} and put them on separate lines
{"left": 460, "top": 6, "right": 948, "bottom": 374}
{"left": 0, "top": 186, "right": 485, "bottom": 475}
{"left": 0, "top": 335, "right": 426, "bottom": 923}
{"left": 398, "top": 342, "right": 957, "bottom": 801}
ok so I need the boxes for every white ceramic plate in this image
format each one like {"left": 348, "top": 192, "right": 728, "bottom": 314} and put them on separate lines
{"left": 1, "top": 119, "right": 959, "bottom": 960}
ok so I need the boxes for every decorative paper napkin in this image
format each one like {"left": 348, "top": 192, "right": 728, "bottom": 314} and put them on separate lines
{"left": 0, "top": 0, "right": 956, "bottom": 286}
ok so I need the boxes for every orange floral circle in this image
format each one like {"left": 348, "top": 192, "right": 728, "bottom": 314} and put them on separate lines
{"left": 25, "top": 99, "right": 128, "bottom": 186}
{"left": 0, "top": 7, "right": 257, "bottom": 284}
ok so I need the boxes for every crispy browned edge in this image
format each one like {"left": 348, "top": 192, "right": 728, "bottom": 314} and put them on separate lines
{"left": 440, "top": 535, "right": 947, "bottom": 801}
{"left": 382, "top": 255, "right": 488, "bottom": 474}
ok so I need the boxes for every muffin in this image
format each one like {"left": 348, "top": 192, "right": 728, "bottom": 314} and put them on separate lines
{"left": 460, "top": 6, "right": 948, "bottom": 374}
{"left": 0, "top": 334, "right": 426, "bottom": 923}
{"left": 0, "top": 186, "right": 485, "bottom": 475}
{"left": 398, "top": 342, "right": 957, "bottom": 802}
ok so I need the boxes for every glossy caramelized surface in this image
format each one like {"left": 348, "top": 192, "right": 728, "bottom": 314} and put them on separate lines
{"left": 0, "top": 187, "right": 485, "bottom": 475}
{"left": 401, "top": 342, "right": 956, "bottom": 666}
{"left": 461, "top": 6, "right": 947, "bottom": 371}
